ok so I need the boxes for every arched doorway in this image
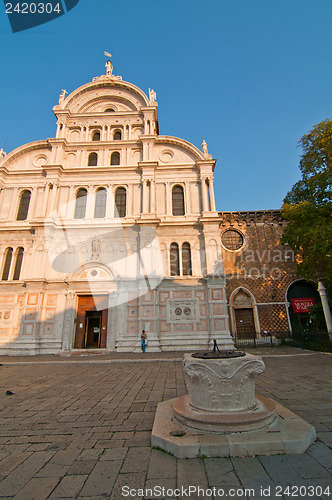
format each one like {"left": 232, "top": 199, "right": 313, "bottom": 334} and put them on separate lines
{"left": 286, "top": 280, "right": 322, "bottom": 338}
{"left": 231, "top": 288, "right": 258, "bottom": 340}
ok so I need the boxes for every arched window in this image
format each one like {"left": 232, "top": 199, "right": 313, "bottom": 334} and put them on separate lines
{"left": 2, "top": 247, "right": 13, "bottom": 280}
{"left": 94, "top": 188, "right": 107, "bottom": 219}
{"left": 13, "top": 247, "right": 24, "bottom": 280}
{"left": 172, "top": 185, "right": 185, "bottom": 216}
{"left": 114, "top": 187, "right": 126, "bottom": 218}
{"left": 88, "top": 152, "right": 98, "bottom": 166}
{"left": 111, "top": 152, "right": 120, "bottom": 165}
{"left": 105, "top": 108, "right": 115, "bottom": 112}
{"left": 170, "top": 243, "right": 180, "bottom": 276}
{"left": 113, "top": 130, "right": 122, "bottom": 141}
{"left": 92, "top": 131, "right": 100, "bottom": 141}
{"left": 74, "top": 189, "right": 87, "bottom": 219}
{"left": 16, "top": 190, "right": 31, "bottom": 221}
{"left": 182, "top": 242, "right": 192, "bottom": 276}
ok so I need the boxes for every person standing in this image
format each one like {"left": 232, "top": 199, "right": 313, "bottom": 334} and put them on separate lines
{"left": 141, "top": 330, "right": 147, "bottom": 353}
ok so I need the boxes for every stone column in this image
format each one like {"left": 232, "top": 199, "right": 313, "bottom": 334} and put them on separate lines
{"left": 85, "top": 127, "right": 89, "bottom": 142}
{"left": 150, "top": 180, "right": 156, "bottom": 214}
{"left": 29, "top": 187, "right": 38, "bottom": 219}
{"left": 9, "top": 187, "right": 19, "bottom": 220}
{"left": 85, "top": 185, "right": 95, "bottom": 219}
{"left": 41, "top": 183, "right": 51, "bottom": 217}
{"left": 127, "top": 183, "right": 133, "bottom": 217}
{"left": 166, "top": 182, "right": 172, "bottom": 216}
{"left": 318, "top": 281, "right": 332, "bottom": 342}
{"left": 208, "top": 177, "right": 216, "bottom": 212}
{"left": 142, "top": 180, "right": 148, "bottom": 214}
{"left": 201, "top": 176, "right": 209, "bottom": 212}
{"left": 107, "top": 185, "right": 114, "bottom": 218}
{"left": 49, "top": 183, "right": 59, "bottom": 214}
{"left": 185, "top": 181, "right": 190, "bottom": 215}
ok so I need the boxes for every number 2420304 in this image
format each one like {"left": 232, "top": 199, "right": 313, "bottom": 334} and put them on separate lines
{"left": 5, "top": 3, "right": 62, "bottom": 14}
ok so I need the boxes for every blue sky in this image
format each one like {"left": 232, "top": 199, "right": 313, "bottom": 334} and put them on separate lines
{"left": 1, "top": 0, "right": 332, "bottom": 211}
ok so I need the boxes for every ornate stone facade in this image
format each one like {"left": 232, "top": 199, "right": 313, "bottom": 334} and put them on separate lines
{"left": 0, "top": 67, "right": 233, "bottom": 354}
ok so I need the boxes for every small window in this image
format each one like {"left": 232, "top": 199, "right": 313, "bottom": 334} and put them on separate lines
{"left": 13, "top": 247, "right": 24, "bottom": 280}
{"left": 221, "top": 230, "right": 244, "bottom": 251}
{"left": 114, "top": 187, "right": 126, "bottom": 218}
{"left": 113, "top": 130, "right": 122, "bottom": 141}
{"left": 92, "top": 131, "right": 100, "bottom": 141}
{"left": 74, "top": 189, "right": 87, "bottom": 219}
{"left": 111, "top": 152, "right": 120, "bottom": 165}
{"left": 172, "top": 185, "right": 185, "bottom": 216}
{"left": 170, "top": 243, "right": 180, "bottom": 276}
{"left": 94, "top": 188, "right": 107, "bottom": 219}
{"left": 88, "top": 152, "right": 98, "bottom": 166}
{"left": 16, "top": 190, "right": 31, "bottom": 221}
{"left": 182, "top": 242, "right": 192, "bottom": 276}
{"left": 2, "top": 247, "right": 13, "bottom": 281}
{"left": 105, "top": 108, "right": 115, "bottom": 112}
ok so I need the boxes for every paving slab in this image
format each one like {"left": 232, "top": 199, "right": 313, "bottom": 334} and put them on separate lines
{"left": 0, "top": 348, "right": 331, "bottom": 499}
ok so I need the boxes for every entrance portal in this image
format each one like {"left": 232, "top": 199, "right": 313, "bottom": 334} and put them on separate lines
{"left": 74, "top": 295, "right": 108, "bottom": 349}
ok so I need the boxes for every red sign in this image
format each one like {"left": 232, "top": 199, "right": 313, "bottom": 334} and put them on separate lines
{"left": 291, "top": 298, "right": 315, "bottom": 314}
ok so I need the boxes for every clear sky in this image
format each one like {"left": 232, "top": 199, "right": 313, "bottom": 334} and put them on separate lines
{"left": 1, "top": 0, "right": 332, "bottom": 211}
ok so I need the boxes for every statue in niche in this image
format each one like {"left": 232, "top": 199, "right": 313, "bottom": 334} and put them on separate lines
{"left": 149, "top": 88, "right": 157, "bottom": 104}
{"left": 58, "top": 89, "right": 67, "bottom": 106}
{"left": 91, "top": 238, "right": 101, "bottom": 259}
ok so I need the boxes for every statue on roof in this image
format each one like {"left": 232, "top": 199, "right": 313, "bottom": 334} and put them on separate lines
{"left": 58, "top": 89, "right": 67, "bottom": 107}
{"left": 104, "top": 51, "right": 113, "bottom": 75}
{"left": 201, "top": 140, "right": 209, "bottom": 158}
{"left": 149, "top": 88, "right": 157, "bottom": 104}
{"left": 0, "top": 148, "right": 6, "bottom": 160}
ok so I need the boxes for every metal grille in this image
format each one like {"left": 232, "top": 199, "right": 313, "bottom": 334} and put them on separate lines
{"left": 172, "top": 185, "right": 185, "bottom": 216}
{"left": 13, "top": 247, "right": 24, "bottom": 281}
{"left": 182, "top": 242, "right": 192, "bottom": 276}
{"left": 115, "top": 187, "right": 126, "bottom": 218}
{"left": 16, "top": 190, "right": 31, "bottom": 221}
{"left": 74, "top": 189, "right": 87, "bottom": 219}
{"left": 1, "top": 247, "right": 13, "bottom": 281}
{"left": 94, "top": 188, "right": 107, "bottom": 218}
{"left": 221, "top": 230, "right": 243, "bottom": 250}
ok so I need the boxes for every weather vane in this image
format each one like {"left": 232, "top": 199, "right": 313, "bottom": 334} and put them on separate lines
{"left": 104, "top": 51, "right": 113, "bottom": 75}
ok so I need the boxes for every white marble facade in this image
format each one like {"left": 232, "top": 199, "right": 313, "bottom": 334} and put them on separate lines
{"left": 0, "top": 68, "right": 233, "bottom": 354}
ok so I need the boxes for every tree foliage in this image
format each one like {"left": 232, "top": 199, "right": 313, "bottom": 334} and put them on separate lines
{"left": 282, "top": 119, "right": 332, "bottom": 289}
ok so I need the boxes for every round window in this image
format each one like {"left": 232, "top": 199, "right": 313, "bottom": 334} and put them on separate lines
{"left": 221, "top": 230, "right": 244, "bottom": 251}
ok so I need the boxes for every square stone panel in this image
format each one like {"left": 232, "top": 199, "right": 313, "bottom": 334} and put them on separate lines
{"left": 142, "top": 305, "right": 154, "bottom": 318}
{"left": 212, "top": 289, "right": 224, "bottom": 300}
{"left": 197, "top": 319, "right": 208, "bottom": 331}
{"left": 42, "top": 324, "right": 54, "bottom": 336}
{"left": 143, "top": 291, "right": 154, "bottom": 303}
{"left": 127, "top": 307, "right": 138, "bottom": 319}
{"left": 160, "top": 321, "right": 171, "bottom": 333}
{"left": 127, "top": 321, "right": 138, "bottom": 334}
{"left": 214, "top": 318, "right": 226, "bottom": 331}
{"left": 173, "top": 291, "right": 192, "bottom": 299}
{"left": 212, "top": 303, "right": 225, "bottom": 316}
{"left": 27, "top": 294, "right": 39, "bottom": 306}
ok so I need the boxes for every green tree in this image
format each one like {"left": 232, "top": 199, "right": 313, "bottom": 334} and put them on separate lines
{"left": 282, "top": 119, "right": 332, "bottom": 290}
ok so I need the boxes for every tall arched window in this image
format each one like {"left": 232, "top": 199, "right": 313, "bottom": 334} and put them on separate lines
{"left": 2, "top": 247, "right": 13, "bottom": 280}
{"left": 113, "top": 130, "right": 122, "bottom": 140}
{"left": 74, "top": 189, "right": 87, "bottom": 219}
{"left": 88, "top": 152, "right": 98, "bottom": 166}
{"left": 13, "top": 247, "right": 24, "bottom": 280}
{"left": 92, "top": 131, "right": 100, "bottom": 141}
{"left": 182, "top": 242, "right": 192, "bottom": 276}
{"left": 17, "top": 190, "right": 31, "bottom": 221}
{"left": 94, "top": 188, "right": 107, "bottom": 219}
{"left": 111, "top": 152, "right": 120, "bottom": 165}
{"left": 170, "top": 243, "right": 180, "bottom": 276}
{"left": 114, "top": 187, "right": 126, "bottom": 218}
{"left": 172, "top": 185, "right": 185, "bottom": 216}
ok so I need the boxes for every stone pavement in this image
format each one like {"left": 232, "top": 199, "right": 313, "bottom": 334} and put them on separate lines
{"left": 0, "top": 347, "right": 331, "bottom": 500}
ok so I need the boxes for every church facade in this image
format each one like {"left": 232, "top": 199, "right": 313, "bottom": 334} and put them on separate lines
{"left": 0, "top": 65, "right": 323, "bottom": 355}
{"left": 0, "top": 66, "right": 235, "bottom": 354}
